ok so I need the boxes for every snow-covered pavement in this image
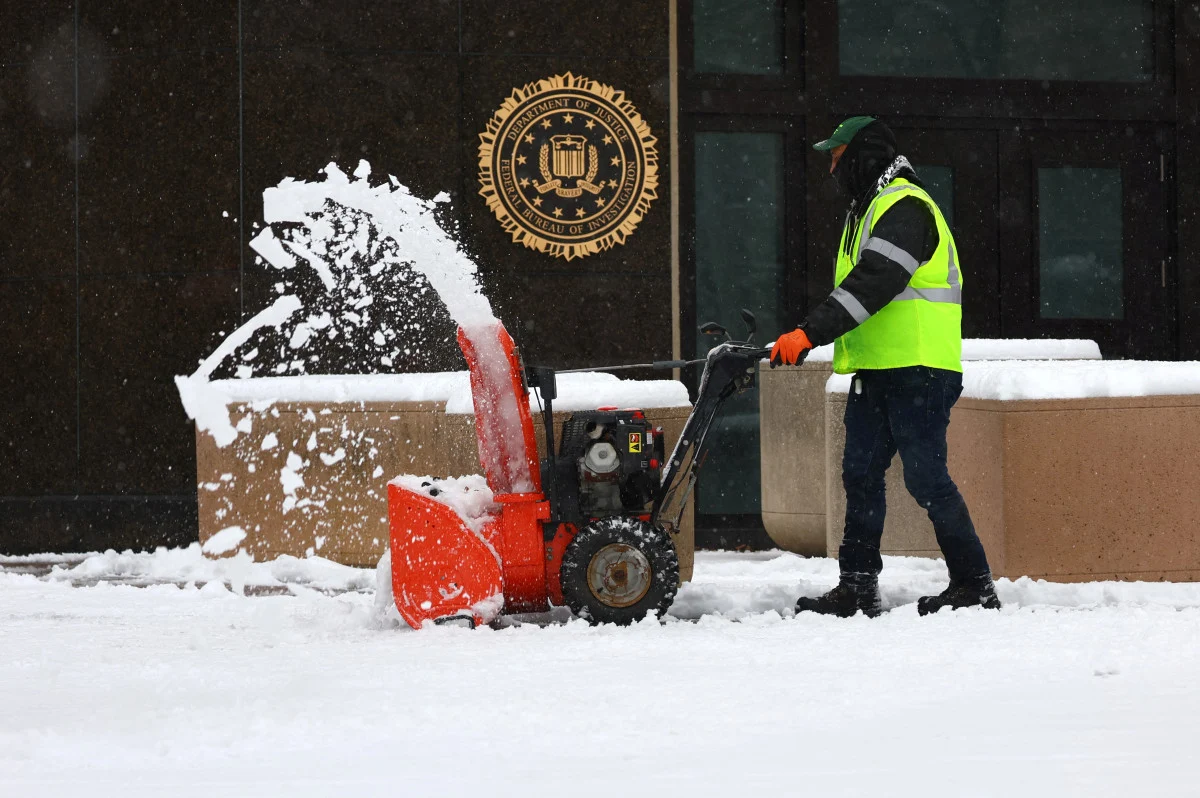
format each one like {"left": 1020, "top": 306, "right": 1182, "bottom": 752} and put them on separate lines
{"left": 2, "top": 548, "right": 1198, "bottom": 797}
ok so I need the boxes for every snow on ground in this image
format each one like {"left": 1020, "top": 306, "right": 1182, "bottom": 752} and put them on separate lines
{"left": 3, "top": 549, "right": 1199, "bottom": 797}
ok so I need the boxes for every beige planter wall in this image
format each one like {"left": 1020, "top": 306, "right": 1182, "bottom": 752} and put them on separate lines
{"left": 761, "top": 341, "right": 1101, "bottom": 558}
{"left": 763, "top": 359, "right": 990, "bottom": 560}
{"left": 759, "top": 361, "right": 834, "bottom": 555}
{"left": 196, "top": 402, "right": 696, "bottom": 582}
{"left": 954, "top": 395, "right": 1200, "bottom": 582}
{"left": 819, "top": 392, "right": 1200, "bottom": 582}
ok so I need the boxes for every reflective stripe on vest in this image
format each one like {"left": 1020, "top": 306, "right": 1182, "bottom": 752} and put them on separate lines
{"left": 894, "top": 240, "right": 961, "bottom": 303}
{"left": 832, "top": 178, "right": 963, "bottom": 374}
{"left": 831, "top": 286, "right": 870, "bottom": 323}
{"left": 861, "top": 236, "right": 921, "bottom": 274}
{"left": 853, "top": 184, "right": 911, "bottom": 264}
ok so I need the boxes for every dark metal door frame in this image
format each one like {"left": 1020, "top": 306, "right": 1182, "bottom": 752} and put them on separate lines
{"left": 997, "top": 125, "right": 1175, "bottom": 358}
{"left": 677, "top": 0, "right": 808, "bottom": 548}
{"left": 680, "top": 113, "right": 806, "bottom": 549}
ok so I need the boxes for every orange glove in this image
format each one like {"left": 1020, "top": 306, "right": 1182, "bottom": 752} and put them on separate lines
{"left": 770, "top": 328, "right": 813, "bottom": 368}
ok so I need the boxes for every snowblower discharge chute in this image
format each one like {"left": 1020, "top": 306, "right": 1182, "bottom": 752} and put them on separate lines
{"left": 388, "top": 316, "right": 767, "bottom": 627}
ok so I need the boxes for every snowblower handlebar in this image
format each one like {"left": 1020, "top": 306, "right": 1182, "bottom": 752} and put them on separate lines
{"left": 556, "top": 358, "right": 706, "bottom": 374}
{"left": 650, "top": 341, "right": 769, "bottom": 533}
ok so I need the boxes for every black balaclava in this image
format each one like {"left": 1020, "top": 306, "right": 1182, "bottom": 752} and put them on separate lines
{"left": 831, "top": 119, "right": 919, "bottom": 255}
{"left": 832, "top": 119, "right": 898, "bottom": 205}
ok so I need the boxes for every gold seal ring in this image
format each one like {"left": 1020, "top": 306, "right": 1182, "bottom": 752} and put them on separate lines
{"left": 478, "top": 73, "right": 659, "bottom": 261}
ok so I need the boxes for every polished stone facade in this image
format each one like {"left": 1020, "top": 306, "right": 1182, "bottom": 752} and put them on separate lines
{"left": 0, "top": 2, "right": 671, "bottom": 553}
{"left": 11, "top": 1, "right": 1195, "bottom": 555}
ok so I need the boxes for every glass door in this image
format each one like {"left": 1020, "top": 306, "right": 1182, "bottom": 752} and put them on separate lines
{"left": 680, "top": 0, "right": 803, "bottom": 549}
{"left": 998, "top": 127, "right": 1173, "bottom": 358}
{"left": 684, "top": 117, "right": 803, "bottom": 549}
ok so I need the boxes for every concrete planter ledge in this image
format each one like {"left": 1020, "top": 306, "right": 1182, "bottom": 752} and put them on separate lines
{"left": 760, "top": 339, "right": 1102, "bottom": 558}
{"left": 194, "top": 373, "right": 696, "bottom": 580}
{"left": 818, "top": 359, "right": 1200, "bottom": 582}
{"left": 207, "top": 370, "right": 691, "bottom": 414}
{"left": 945, "top": 391, "right": 1200, "bottom": 582}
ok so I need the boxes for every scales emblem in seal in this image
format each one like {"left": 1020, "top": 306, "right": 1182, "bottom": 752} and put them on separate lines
{"left": 478, "top": 73, "right": 659, "bottom": 261}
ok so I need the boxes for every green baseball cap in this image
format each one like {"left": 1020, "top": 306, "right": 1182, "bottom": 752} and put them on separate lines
{"left": 813, "top": 116, "right": 877, "bottom": 151}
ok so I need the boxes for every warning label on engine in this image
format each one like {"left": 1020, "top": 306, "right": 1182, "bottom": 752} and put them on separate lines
{"left": 628, "top": 432, "right": 642, "bottom": 453}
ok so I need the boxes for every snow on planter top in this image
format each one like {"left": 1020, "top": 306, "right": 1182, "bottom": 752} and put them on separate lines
{"left": 205, "top": 370, "right": 691, "bottom": 414}
{"left": 827, "top": 360, "right": 1200, "bottom": 401}
{"left": 962, "top": 360, "right": 1200, "bottom": 401}
{"left": 804, "top": 338, "right": 1101, "bottom": 363}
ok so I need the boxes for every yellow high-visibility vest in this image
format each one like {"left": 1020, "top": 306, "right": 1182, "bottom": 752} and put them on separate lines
{"left": 832, "top": 178, "right": 963, "bottom": 374}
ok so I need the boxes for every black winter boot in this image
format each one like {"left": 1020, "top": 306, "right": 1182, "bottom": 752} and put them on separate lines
{"left": 795, "top": 574, "right": 881, "bottom": 618}
{"left": 917, "top": 578, "right": 1001, "bottom": 616}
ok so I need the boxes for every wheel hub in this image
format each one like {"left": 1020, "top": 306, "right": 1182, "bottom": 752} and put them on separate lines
{"left": 586, "top": 543, "right": 652, "bottom": 608}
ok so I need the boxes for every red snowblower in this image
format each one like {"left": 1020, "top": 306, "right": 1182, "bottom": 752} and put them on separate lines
{"left": 387, "top": 312, "right": 767, "bottom": 627}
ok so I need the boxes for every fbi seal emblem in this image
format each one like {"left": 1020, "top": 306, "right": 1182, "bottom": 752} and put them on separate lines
{"left": 478, "top": 73, "right": 659, "bottom": 261}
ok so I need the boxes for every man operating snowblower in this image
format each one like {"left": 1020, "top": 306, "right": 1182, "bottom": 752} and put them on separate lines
{"left": 770, "top": 116, "right": 1000, "bottom": 618}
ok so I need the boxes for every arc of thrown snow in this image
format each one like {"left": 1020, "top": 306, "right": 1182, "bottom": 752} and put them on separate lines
{"left": 175, "top": 295, "right": 305, "bottom": 447}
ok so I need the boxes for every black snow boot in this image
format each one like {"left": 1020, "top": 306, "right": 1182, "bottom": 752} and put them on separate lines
{"left": 795, "top": 574, "right": 881, "bottom": 618}
{"left": 917, "top": 578, "right": 1002, "bottom": 616}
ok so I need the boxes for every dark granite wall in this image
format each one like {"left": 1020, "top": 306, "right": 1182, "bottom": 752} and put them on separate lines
{"left": 0, "top": 1, "right": 671, "bottom": 554}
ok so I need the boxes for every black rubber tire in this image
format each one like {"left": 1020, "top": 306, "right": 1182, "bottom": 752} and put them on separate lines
{"left": 559, "top": 517, "right": 679, "bottom": 625}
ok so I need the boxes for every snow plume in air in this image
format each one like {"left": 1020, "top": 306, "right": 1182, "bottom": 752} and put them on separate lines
{"left": 175, "top": 159, "right": 531, "bottom": 500}
{"left": 248, "top": 162, "right": 536, "bottom": 492}
{"left": 245, "top": 159, "right": 488, "bottom": 377}
{"left": 175, "top": 295, "right": 303, "bottom": 446}
{"left": 176, "top": 161, "right": 496, "bottom": 445}
{"left": 250, "top": 161, "right": 531, "bottom": 492}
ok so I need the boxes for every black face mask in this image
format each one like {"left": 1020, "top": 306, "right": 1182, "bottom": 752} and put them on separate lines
{"left": 831, "top": 120, "right": 898, "bottom": 205}
{"left": 832, "top": 155, "right": 853, "bottom": 198}
{"left": 831, "top": 120, "right": 899, "bottom": 256}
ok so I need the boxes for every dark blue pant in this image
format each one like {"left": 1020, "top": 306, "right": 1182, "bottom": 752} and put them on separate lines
{"left": 839, "top": 366, "right": 991, "bottom": 584}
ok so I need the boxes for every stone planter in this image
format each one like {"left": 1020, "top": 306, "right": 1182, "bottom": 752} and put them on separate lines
{"left": 195, "top": 399, "right": 696, "bottom": 581}
{"left": 948, "top": 394, "right": 1200, "bottom": 582}
{"left": 818, "top": 358, "right": 1200, "bottom": 582}
{"left": 759, "top": 360, "right": 834, "bottom": 556}
{"left": 760, "top": 340, "right": 1101, "bottom": 557}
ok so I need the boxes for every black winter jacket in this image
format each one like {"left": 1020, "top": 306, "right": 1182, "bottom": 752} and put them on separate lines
{"left": 801, "top": 122, "right": 941, "bottom": 348}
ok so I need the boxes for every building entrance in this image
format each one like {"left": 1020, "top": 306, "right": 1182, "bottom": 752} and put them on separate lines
{"left": 680, "top": 0, "right": 1179, "bottom": 546}
{"left": 897, "top": 124, "right": 1173, "bottom": 359}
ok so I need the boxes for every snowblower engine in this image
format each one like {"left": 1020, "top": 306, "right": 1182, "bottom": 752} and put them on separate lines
{"left": 552, "top": 410, "right": 665, "bottom": 521}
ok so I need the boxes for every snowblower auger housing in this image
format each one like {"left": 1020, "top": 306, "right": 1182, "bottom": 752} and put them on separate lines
{"left": 388, "top": 319, "right": 768, "bottom": 628}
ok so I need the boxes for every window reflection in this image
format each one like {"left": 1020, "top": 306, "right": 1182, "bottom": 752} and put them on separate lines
{"left": 912, "top": 165, "right": 954, "bottom": 228}
{"left": 1038, "top": 167, "right": 1124, "bottom": 320}
{"left": 694, "top": 132, "right": 785, "bottom": 514}
{"left": 839, "top": 0, "right": 1153, "bottom": 82}
{"left": 693, "top": 0, "right": 784, "bottom": 75}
